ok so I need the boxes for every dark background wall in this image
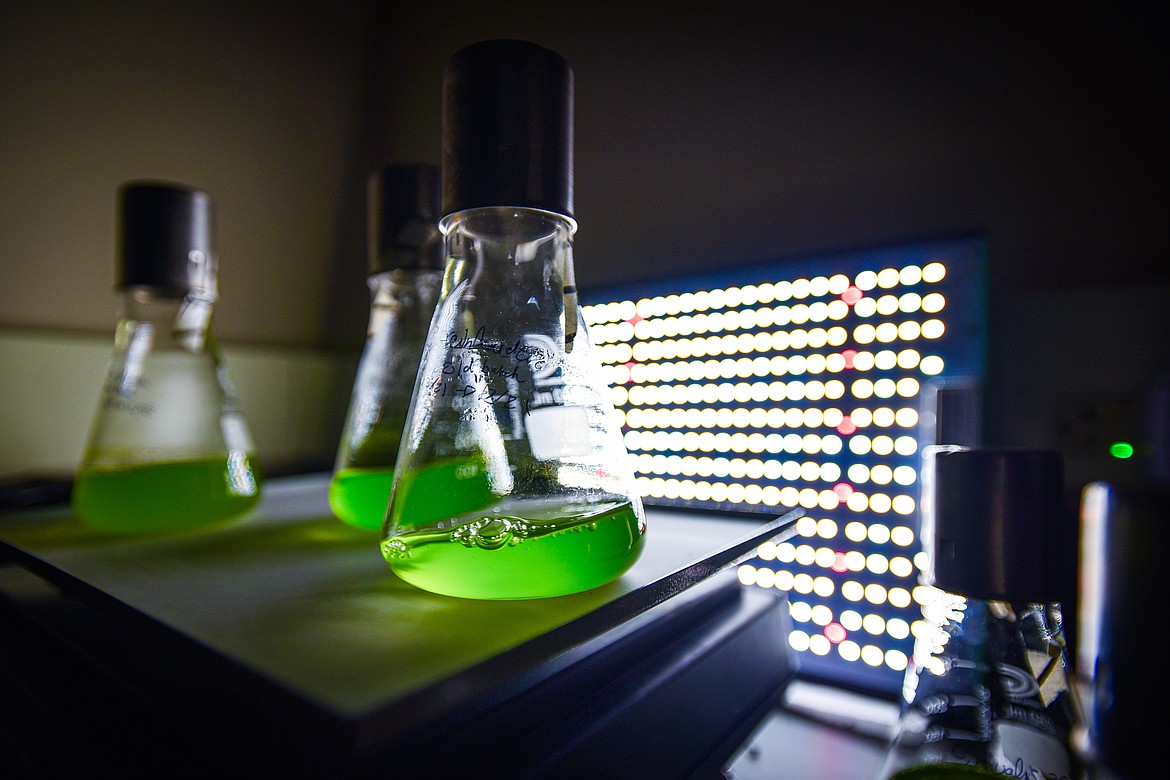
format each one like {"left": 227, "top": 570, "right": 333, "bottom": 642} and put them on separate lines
{"left": 2, "top": 1, "right": 1166, "bottom": 483}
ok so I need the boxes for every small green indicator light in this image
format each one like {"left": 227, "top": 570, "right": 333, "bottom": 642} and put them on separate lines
{"left": 1109, "top": 441, "right": 1134, "bottom": 459}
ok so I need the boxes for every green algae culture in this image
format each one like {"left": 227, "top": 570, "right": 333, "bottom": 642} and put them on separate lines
{"left": 383, "top": 456, "right": 644, "bottom": 599}
{"left": 328, "top": 466, "right": 396, "bottom": 531}
{"left": 72, "top": 454, "right": 260, "bottom": 533}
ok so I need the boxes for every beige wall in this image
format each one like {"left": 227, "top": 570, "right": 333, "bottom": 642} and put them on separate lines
{"left": 0, "top": 1, "right": 373, "bottom": 347}
{"left": 0, "top": 328, "right": 353, "bottom": 478}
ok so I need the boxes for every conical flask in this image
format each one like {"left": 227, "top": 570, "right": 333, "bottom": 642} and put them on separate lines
{"left": 71, "top": 181, "right": 262, "bottom": 533}
{"left": 878, "top": 448, "right": 1089, "bottom": 780}
{"left": 380, "top": 40, "right": 646, "bottom": 599}
{"left": 329, "top": 164, "right": 444, "bottom": 530}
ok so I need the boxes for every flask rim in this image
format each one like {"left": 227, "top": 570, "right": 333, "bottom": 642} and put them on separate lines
{"left": 439, "top": 206, "right": 578, "bottom": 237}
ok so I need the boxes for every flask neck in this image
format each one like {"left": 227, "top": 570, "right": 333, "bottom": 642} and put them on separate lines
{"left": 116, "top": 287, "right": 216, "bottom": 354}
{"left": 438, "top": 208, "right": 577, "bottom": 296}
{"left": 367, "top": 268, "right": 442, "bottom": 299}
{"left": 366, "top": 269, "right": 442, "bottom": 337}
{"left": 439, "top": 207, "right": 579, "bottom": 351}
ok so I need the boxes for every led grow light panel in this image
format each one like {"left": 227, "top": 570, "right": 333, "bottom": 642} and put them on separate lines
{"left": 580, "top": 237, "right": 986, "bottom": 694}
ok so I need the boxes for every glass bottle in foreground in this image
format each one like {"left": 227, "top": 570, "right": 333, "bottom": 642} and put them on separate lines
{"left": 381, "top": 40, "right": 646, "bottom": 599}
{"left": 72, "top": 181, "right": 262, "bottom": 533}
{"left": 328, "top": 164, "right": 444, "bottom": 530}
{"left": 879, "top": 448, "right": 1089, "bottom": 780}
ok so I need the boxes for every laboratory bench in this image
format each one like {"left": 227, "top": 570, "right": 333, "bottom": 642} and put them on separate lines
{"left": 0, "top": 473, "right": 900, "bottom": 779}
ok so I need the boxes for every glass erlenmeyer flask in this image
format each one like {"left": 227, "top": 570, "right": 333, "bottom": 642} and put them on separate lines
{"left": 381, "top": 40, "right": 646, "bottom": 599}
{"left": 329, "top": 164, "right": 444, "bottom": 530}
{"left": 71, "top": 181, "right": 262, "bottom": 533}
{"left": 878, "top": 449, "right": 1088, "bottom": 780}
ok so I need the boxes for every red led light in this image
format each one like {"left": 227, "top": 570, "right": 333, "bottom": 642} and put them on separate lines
{"left": 825, "top": 623, "right": 847, "bottom": 644}
{"left": 831, "top": 551, "right": 848, "bottom": 572}
{"left": 842, "top": 286, "right": 863, "bottom": 305}
{"left": 627, "top": 313, "right": 645, "bottom": 326}
{"left": 842, "top": 349, "right": 857, "bottom": 369}
{"left": 836, "top": 415, "right": 857, "bottom": 435}
{"left": 833, "top": 483, "right": 854, "bottom": 501}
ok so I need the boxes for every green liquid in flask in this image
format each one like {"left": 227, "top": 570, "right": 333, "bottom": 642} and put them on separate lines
{"left": 383, "top": 457, "right": 645, "bottom": 599}
{"left": 328, "top": 467, "right": 395, "bottom": 531}
{"left": 72, "top": 456, "right": 261, "bottom": 533}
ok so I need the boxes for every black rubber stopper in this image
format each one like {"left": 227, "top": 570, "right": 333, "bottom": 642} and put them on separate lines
{"left": 923, "top": 448, "right": 1069, "bottom": 602}
{"left": 118, "top": 181, "right": 216, "bottom": 297}
{"left": 441, "top": 39, "right": 574, "bottom": 220}
{"left": 368, "top": 164, "right": 443, "bottom": 273}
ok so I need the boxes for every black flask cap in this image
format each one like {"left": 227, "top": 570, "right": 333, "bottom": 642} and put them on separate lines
{"left": 441, "top": 39, "right": 574, "bottom": 221}
{"left": 368, "top": 164, "right": 443, "bottom": 273}
{"left": 923, "top": 447, "right": 1069, "bottom": 602}
{"left": 117, "top": 181, "right": 216, "bottom": 297}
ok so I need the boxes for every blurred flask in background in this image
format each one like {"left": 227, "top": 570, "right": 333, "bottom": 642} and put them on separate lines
{"left": 879, "top": 448, "right": 1089, "bottom": 780}
{"left": 72, "top": 181, "right": 262, "bottom": 533}
{"left": 328, "top": 164, "right": 443, "bottom": 530}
